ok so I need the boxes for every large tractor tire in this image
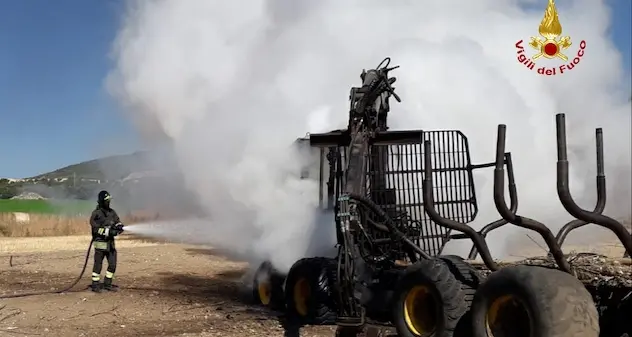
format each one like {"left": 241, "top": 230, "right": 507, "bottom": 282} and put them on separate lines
{"left": 470, "top": 265, "right": 599, "bottom": 337}
{"left": 391, "top": 258, "right": 472, "bottom": 337}
{"left": 284, "top": 257, "right": 337, "bottom": 325}
{"left": 438, "top": 255, "right": 482, "bottom": 336}
{"left": 252, "top": 261, "right": 285, "bottom": 310}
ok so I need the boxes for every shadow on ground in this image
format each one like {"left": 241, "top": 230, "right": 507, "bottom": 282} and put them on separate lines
{"left": 148, "top": 270, "right": 310, "bottom": 337}
{"left": 163, "top": 251, "right": 324, "bottom": 337}
{"left": 181, "top": 248, "right": 398, "bottom": 337}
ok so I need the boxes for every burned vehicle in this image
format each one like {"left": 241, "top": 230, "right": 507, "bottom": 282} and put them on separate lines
{"left": 252, "top": 58, "right": 631, "bottom": 337}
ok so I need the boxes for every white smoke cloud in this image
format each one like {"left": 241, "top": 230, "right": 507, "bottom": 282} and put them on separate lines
{"left": 107, "top": 0, "right": 631, "bottom": 267}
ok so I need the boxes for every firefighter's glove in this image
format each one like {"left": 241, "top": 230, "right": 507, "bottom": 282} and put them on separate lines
{"left": 107, "top": 223, "right": 124, "bottom": 237}
{"left": 114, "top": 223, "right": 125, "bottom": 234}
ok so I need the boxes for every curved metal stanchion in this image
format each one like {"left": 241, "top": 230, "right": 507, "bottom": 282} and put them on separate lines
{"left": 555, "top": 127, "right": 606, "bottom": 247}
{"left": 555, "top": 113, "right": 632, "bottom": 258}
{"left": 467, "top": 152, "right": 518, "bottom": 260}
{"left": 493, "top": 124, "right": 572, "bottom": 274}
{"left": 422, "top": 140, "right": 499, "bottom": 271}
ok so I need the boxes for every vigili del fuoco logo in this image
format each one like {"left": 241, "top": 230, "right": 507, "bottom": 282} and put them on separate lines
{"left": 515, "top": 0, "right": 586, "bottom": 76}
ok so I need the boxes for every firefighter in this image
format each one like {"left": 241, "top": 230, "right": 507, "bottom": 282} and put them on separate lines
{"left": 89, "top": 190, "right": 124, "bottom": 293}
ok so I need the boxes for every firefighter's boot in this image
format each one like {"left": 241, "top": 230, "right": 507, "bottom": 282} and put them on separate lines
{"left": 103, "top": 277, "right": 118, "bottom": 292}
{"left": 91, "top": 280, "right": 102, "bottom": 293}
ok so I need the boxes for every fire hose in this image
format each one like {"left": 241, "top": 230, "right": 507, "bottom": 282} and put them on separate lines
{"left": 0, "top": 240, "right": 94, "bottom": 299}
{"left": 0, "top": 224, "right": 124, "bottom": 299}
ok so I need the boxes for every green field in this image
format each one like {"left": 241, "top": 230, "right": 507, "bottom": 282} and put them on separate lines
{"left": 0, "top": 199, "right": 94, "bottom": 215}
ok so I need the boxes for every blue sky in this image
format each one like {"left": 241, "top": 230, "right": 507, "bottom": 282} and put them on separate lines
{"left": 0, "top": 0, "right": 630, "bottom": 178}
{"left": 0, "top": 0, "right": 135, "bottom": 178}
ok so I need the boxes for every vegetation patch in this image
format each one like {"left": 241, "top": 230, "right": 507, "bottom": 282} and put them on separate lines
{"left": 0, "top": 199, "right": 94, "bottom": 215}
{"left": 0, "top": 213, "right": 155, "bottom": 237}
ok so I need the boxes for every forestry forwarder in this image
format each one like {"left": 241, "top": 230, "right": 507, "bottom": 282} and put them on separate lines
{"left": 253, "top": 58, "right": 632, "bottom": 337}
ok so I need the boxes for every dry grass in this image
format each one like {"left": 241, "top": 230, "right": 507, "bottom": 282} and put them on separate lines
{"left": 0, "top": 213, "right": 86, "bottom": 237}
{"left": 0, "top": 213, "right": 158, "bottom": 238}
{"left": 0, "top": 235, "right": 168, "bottom": 254}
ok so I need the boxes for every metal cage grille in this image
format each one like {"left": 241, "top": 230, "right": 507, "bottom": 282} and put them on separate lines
{"left": 334, "top": 130, "right": 477, "bottom": 256}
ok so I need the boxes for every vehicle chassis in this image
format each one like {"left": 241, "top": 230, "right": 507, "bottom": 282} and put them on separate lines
{"left": 253, "top": 59, "right": 632, "bottom": 337}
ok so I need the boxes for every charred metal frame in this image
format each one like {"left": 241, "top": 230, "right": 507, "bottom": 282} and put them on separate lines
{"left": 304, "top": 109, "right": 631, "bottom": 273}
{"left": 311, "top": 131, "right": 518, "bottom": 261}
{"left": 306, "top": 58, "right": 493, "bottom": 326}
{"left": 301, "top": 58, "right": 630, "bottom": 333}
{"left": 555, "top": 114, "right": 632, "bottom": 258}
{"left": 308, "top": 57, "right": 420, "bottom": 326}
{"left": 312, "top": 131, "right": 488, "bottom": 258}
{"left": 422, "top": 113, "right": 632, "bottom": 274}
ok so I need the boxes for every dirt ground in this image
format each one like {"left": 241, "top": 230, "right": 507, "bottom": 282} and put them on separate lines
{"left": 0, "top": 228, "right": 628, "bottom": 337}
{"left": 0, "top": 236, "right": 338, "bottom": 337}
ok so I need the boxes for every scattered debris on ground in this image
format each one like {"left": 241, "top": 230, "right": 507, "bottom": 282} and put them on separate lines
{"left": 472, "top": 253, "right": 632, "bottom": 287}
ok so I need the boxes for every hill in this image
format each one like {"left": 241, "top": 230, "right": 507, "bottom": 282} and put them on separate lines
{"left": 1, "top": 152, "right": 141, "bottom": 198}
{"left": 0, "top": 151, "right": 201, "bottom": 216}
{"left": 0, "top": 151, "right": 163, "bottom": 200}
{"left": 28, "top": 151, "right": 155, "bottom": 182}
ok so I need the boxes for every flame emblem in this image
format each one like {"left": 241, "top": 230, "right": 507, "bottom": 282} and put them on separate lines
{"left": 529, "top": 0, "right": 572, "bottom": 61}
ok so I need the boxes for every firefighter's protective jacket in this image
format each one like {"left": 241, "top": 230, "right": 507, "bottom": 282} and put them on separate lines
{"left": 90, "top": 207, "right": 121, "bottom": 251}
